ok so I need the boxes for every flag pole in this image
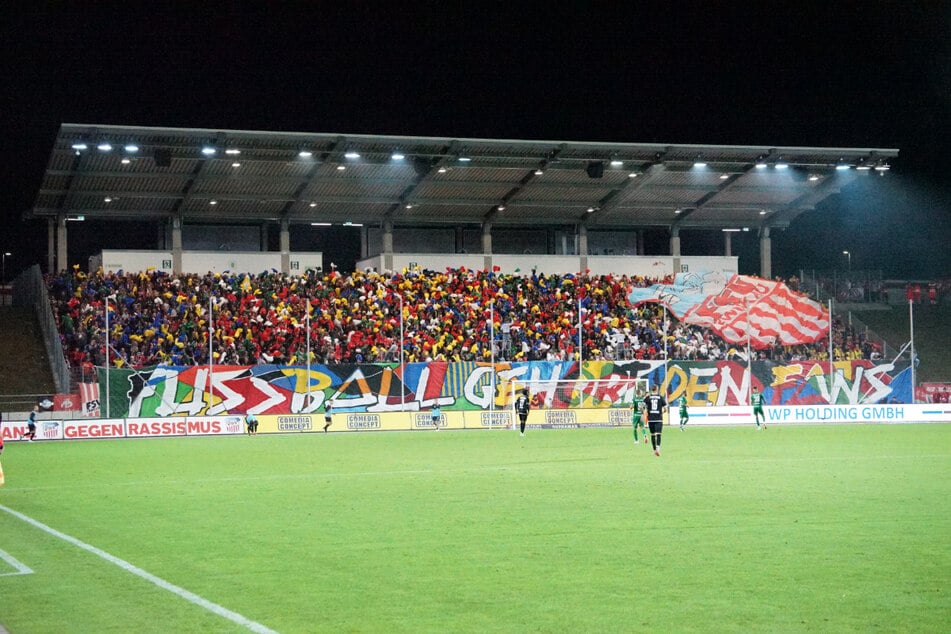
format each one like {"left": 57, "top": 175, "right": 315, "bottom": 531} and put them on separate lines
{"left": 208, "top": 293, "right": 214, "bottom": 411}
{"left": 909, "top": 298, "right": 916, "bottom": 403}
{"left": 663, "top": 306, "right": 669, "bottom": 399}
{"left": 745, "top": 297, "right": 752, "bottom": 394}
{"left": 398, "top": 293, "right": 404, "bottom": 412}
{"left": 104, "top": 295, "right": 111, "bottom": 419}
{"left": 490, "top": 293, "right": 495, "bottom": 416}
{"left": 306, "top": 305, "right": 311, "bottom": 412}
{"left": 828, "top": 298, "right": 834, "bottom": 404}
{"left": 578, "top": 294, "right": 583, "bottom": 363}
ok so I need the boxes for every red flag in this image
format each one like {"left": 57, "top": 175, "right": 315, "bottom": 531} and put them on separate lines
{"left": 684, "top": 276, "right": 829, "bottom": 349}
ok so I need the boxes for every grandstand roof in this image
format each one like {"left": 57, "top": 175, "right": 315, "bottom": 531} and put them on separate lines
{"left": 29, "top": 124, "right": 899, "bottom": 231}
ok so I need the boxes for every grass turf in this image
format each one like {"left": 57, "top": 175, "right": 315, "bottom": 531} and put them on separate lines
{"left": 0, "top": 424, "right": 948, "bottom": 633}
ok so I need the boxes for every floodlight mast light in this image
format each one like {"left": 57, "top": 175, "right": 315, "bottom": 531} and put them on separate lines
{"left": 1, "top": 251, "right": 11, "bottom": 286}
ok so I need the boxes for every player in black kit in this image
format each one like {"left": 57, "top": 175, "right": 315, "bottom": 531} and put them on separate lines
{"left": 644, "top": 385, "right": 667, "bottom": 456}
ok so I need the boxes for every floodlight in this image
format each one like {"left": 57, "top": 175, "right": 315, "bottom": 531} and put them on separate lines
{"left": 201, "top": 146, "right": 217, "bottom": 156}
{"left": 344, "top": 151, "right": 361, "bottom": 159}
{"left": 391, "top": 152, "right": 405, "bottom": 160}
{"left": 97, "top": 142, "right": 113, "bottom": 152}
{"left": 298, "top": 150, "right": 313, "bottom": 158}
{"left": 71, "top": 142, "right": 88, "bottom": 151}
{"left": 124, "top": 144, "right": 139, "bottom": 153}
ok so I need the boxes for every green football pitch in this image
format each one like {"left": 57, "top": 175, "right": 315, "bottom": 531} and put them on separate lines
{"left": 1, "top": 424, "right": 948, "bottom": 633}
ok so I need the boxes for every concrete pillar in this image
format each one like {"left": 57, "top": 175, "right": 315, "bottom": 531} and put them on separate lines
{"left": 578, "top": 224, "right": 588, "bottom": 273}
{"left": 361, "top": 225, "right": 369, "bottom": 259}
{"left": 482, "top": 221, "right": 493, "bottom": 271}
{"left": 760, "top": 226, "right": 772, "bottom": 279}
{"left": 157, "top": 220, "right": 166, "bottom": 249}
{"left": 47, "top": 218, "right": 56, "bottom": 273}
{"left": 724, "top": 231, "right": 733, "bottom": 257}
{"left": 260, "top": 223, "right": 269, "bottom": 251}
{"left": 280, "top": 219, "right": 290, "bottom": 274}
{"left": 172, "top": 216, "right": 183, "bottom": 274}
{"left": 57, "top": 214, "right": 68, "bottom": 273}
{"left": 670, "top": 227, "right": 681, "bottom": 275}
{"left": 637, "top": 230, "right": 646, "bottom": 256}
{"left": 455, "top": 226, "right": 464, "bottom": 253}
{"left": 382, "top": 219, "right": 394, "bottom": 272}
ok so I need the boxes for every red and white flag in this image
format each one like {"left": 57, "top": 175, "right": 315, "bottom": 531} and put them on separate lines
{"left": 79, "top": 382, "right": 101, "bottom": 418}
{"left": 684, "top": 275, "right": 830, "bottom": 349}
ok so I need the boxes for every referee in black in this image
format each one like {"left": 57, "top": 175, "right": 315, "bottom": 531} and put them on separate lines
{"left": 644, "top": 385, "right": 667, "bottom": 456}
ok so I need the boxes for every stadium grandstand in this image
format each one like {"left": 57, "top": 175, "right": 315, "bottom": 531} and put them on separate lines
{"left": 3, "top": 124, "right": 930, "bottom": 422}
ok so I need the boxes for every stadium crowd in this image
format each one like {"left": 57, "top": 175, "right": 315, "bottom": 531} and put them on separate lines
{"left": 46, "top": 266, "right": 877, "bottom": 370}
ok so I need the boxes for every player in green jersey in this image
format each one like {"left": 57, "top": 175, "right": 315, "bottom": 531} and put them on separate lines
{"left": 751, "top": 386, "right": 767, "bottom": 429}
{"left": 632, "top": 389, "right": 648, "bottom": 444}
{"left": 678, "top": 396, "right": 688, "bottom": 430}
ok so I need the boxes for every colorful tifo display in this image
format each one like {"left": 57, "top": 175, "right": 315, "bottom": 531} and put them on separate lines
{"left": 97, "top": 358, "right": 913, "bottom": 418}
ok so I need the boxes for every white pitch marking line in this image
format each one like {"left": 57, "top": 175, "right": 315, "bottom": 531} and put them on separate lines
{"left": 0, "top": 504, "right": 277, "bottom": 633}
{"left": 0, "top": 548, "right": 34, "bottom": 576}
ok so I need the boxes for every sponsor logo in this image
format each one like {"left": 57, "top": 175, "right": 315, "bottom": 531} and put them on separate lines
{"left": 414, "top": 413, "right": 444, "bottom": 428}
{"left": 347, "top": 414, "right": 381, "bottom": 430}
{"left": 480, "top": 412, "right": 510, "bottom": 427}
{"left": 544, "top": 411, "right": 578, "bottom": 426}
{"left": 39, "top": 398, "right": 54, "bottom": 411}
{"left": 41, "top": 422, "right": 61, "bottom": 439}
{"left": 608, "top": 410, "right": 633, "bottom": 425}
{"left": 224, "top": 417, "right": 243, "bottom": 433}
{"left": 277, "top": 415, "right": 313, "bottom": 431}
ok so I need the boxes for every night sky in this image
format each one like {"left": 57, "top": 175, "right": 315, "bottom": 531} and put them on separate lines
{"left": 1, "top": 4, "right": 948, "bottom": 279}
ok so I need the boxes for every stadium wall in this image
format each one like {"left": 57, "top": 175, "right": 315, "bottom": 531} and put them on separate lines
{"left": 357, "top": 254, "right": 738, "bottom": 276}
{"left": 91, "top": 250, "right": 323, "bottom": 275}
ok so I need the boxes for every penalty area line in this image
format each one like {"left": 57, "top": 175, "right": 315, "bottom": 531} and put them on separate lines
{"left": 0, "top": 504, "right": 277, "bottom": 634}
{"left": 0, "top": 548, "right": 34, "bottom": 576}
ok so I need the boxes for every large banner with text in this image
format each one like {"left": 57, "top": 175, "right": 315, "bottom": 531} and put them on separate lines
{"left": 98, "top": 359, "right": 913, "bottom": 418}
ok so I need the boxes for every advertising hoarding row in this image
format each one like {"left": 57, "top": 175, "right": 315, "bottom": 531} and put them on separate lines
{"left": 2, "top": 404, "right": 949, "bottom": 443}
